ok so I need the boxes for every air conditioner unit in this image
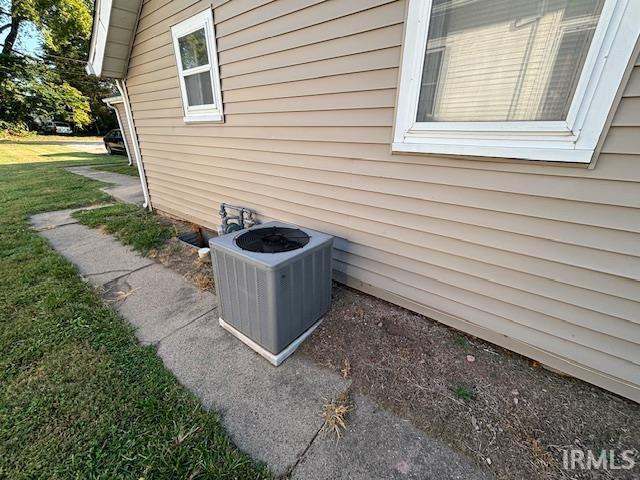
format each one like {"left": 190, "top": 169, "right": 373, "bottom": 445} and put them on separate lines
{"left": 209, "top": 221, "right": 333, "bottom": 366}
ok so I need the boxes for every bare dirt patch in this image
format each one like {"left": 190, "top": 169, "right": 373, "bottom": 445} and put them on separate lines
{"left": 147, "top": 237, "right": 215, "bottom": 295}
{"left": 298, "top": 284, "right": 640, "bottom": 480}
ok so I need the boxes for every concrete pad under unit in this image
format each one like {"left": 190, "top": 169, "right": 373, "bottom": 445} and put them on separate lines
{"left": 157, "top": 314, "right": 350, "bottom": 476}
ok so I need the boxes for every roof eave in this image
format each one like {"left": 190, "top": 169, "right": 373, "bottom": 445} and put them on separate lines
{"left": 86, "top": 0, "right": 141, "bottom": 79}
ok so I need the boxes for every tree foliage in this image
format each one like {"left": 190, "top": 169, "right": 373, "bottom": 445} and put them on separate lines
{"left": 1, "top": 0, "right": 92, "bottom": 54}
{"left": 1, "top": 0, "right": 117, "bottom": 133}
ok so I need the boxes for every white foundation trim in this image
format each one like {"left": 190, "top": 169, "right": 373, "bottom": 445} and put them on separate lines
{"left": 219, "top": 317, "right": 322, "bottom": 366}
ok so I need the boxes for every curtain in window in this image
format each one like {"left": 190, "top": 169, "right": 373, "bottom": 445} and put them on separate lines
{"left": 184, "top": 72, "right": 214, "bottom": 106}
{"left": 416, "top": 0, "right": 605, "bottom": 122}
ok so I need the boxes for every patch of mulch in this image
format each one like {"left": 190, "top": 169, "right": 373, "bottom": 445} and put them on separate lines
{"left": 298, "top": 284, "right": 640, "bottom": 480}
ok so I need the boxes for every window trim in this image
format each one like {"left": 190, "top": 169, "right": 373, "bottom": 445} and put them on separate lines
{"left": 171, "top": 9, "right": 224, "bottom": 123}
{"left": 393, "top": 0, "right": 640, "bottom": 163}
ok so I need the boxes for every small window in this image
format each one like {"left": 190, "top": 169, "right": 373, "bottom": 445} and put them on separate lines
{"left": 171, "top": 10, "right": 223, "bottom": 123}
{"left": 394, "top": 0, "right": 640, "bottom": 163}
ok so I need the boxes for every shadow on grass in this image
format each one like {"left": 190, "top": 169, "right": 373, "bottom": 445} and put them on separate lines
{"left": 0, "top": 159, "right": 122, "bottom": 169}
{"left": 41, "top": 151, "right": 107, "bottom": 160}
{"left": 33, "top": 152, "right": 124, "bottom": 168}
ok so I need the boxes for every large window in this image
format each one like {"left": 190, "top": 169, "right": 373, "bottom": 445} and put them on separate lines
{"left": 393, "top": 0, "right": 640, "bottom": 163}
{"left": 171, "top": 10, "right": 223, "bottom": 123}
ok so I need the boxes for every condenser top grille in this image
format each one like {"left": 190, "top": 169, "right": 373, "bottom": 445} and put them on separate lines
{"left": 235, "top": 226, "right": 310, "bottom": 253}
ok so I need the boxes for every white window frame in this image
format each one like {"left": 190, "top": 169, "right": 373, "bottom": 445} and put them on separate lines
{"left": 171, "top": 9, "right": 224, "bottom": 123}
{"left": 393, "top": 0, "right": 640, "bottom": 163}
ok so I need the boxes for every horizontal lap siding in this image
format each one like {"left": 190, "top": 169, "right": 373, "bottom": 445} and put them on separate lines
{"left": 126, "top": 0, "right": 640, "bottom": 401}
{"left": 113, "top": 103, "right": 135, "bottom": 163}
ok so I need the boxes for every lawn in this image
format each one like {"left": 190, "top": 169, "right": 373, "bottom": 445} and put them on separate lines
{"left": 0, "top": 142, "right": 107, "bottom": 165}
{"left": 0, "top": 142, "right": 270, "bottom": 479}
{"left": 94, "top": 161, "right": 140, "bottom": 177}
{"left": 0, "top": 133, "right": 103, "bottom": 143}
{"left": 73, "top": 203, "right": 174, "bottom": 254}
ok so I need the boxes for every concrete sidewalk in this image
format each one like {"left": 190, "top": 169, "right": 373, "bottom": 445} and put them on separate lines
{"left": 31, "top": 207, "right": 491, "bottom": 480}
{"left": 66, "top": 165, "right": 144, "bottom": 206}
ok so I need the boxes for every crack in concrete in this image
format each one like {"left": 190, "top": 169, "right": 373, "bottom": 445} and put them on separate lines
{"left": 33, "top": 219, "right": 79, "bottom": 231}
{"left": 98, "top": 263, "right": 154, "bottom": 291}
{"left": 284, "top": 386, "right": 354, "bottom": 479}
{"left": 153, "top": 306, "right": 218, "bottom": 346}
{"left": 85, "top": 268, "right": 131, "bottom": 278}
{"left": 282, "top": 422, "right": 324, "bottom": 479}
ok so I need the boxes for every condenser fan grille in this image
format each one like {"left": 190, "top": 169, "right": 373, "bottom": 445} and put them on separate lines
{"left": 235, "top": 227, "right": 310, "bottom": 253}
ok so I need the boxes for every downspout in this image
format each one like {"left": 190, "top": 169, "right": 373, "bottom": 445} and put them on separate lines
{"left": 116, "top": 78, "right": 152, "bottom": 210}
{"left": 105, "top": 101, "right": 133, "bottom": 165}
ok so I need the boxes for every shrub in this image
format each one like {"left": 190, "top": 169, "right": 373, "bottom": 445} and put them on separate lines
{"left": 0, "top": 120, "right": 32, "bottom": 139}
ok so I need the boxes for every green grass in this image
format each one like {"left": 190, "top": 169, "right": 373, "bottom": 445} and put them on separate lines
{"left": 0, "top": 142, "right": 270, "bottom": 479}
{"left": 94, "top": 162, "right": 140, "bottom": 177}
{"left": 0, "top": 133, "right": 103, "bottom": 142}
{"left": 73, "top": 203, "right": 174, "bottom": 254}
{"left": 452, "top": 385, "right": 475, "bottom": 402}
{"left": 452, "top": 334, "right": 469, "bottom": 349}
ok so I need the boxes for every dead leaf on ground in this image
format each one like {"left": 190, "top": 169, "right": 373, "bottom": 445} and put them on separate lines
{"left": 192, "top": 273, "right": 213, "bottom": 291}
{"left": 115, "top": 287, "right": 140, "bottom": 301}
{"left": 340, "top": 358, "right": 351, "bottom": 378}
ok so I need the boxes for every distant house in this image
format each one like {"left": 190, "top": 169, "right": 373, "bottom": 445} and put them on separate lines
{"left": 86, "top": 0, "right": 640, "bottom": 403}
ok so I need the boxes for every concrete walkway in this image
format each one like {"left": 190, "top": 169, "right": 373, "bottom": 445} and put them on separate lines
{"left": 66, "top": 166, "right": 144, "bottom": 206}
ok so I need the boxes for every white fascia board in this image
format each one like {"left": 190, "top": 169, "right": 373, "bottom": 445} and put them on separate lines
{"left": 86, "top": 0, "right": 113, "bottom": 77}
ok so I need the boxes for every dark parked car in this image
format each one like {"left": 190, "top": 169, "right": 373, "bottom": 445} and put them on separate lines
{"left": 103, "top": 129, "right": 127, "bottom": 155}
{"left": 41, "top": 121, "right": 72, "bottom": 135}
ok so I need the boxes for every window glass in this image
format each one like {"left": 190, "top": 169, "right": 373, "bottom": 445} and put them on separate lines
{"left": 184, "top": 71, "right": 214, "bottom": 106}
{"left": 416, "top": 49, "right": 444, "bottom": 121}
{"left": 416, "top": 0, "right": 605, "bottom": 122}
{"left": 178, "top": 28, "right": 209, "bottom": 70}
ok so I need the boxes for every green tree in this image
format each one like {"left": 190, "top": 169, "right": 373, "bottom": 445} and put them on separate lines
{"left": 1, "top": 0, "right": 92, "bottom": 55}
{"left": 1, "top": 0, "right": 117, "bottom": 133}
{"left": 0, "top": 54, "right": 92, "bottom": 128}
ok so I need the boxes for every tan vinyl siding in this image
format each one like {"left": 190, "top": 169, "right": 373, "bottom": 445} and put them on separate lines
{"left": 113, "top": 102, "right": 135, "bottom": 163}
{"left": 126, "top": 0, "right": 640, "bottom": 402}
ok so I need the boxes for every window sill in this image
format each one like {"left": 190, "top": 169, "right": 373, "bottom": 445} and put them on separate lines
{"left": 183, "top": 113, "right": 224, "bottom": 124}
{"left": 391, "top": 141, "right": 594, "bottom": 164}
